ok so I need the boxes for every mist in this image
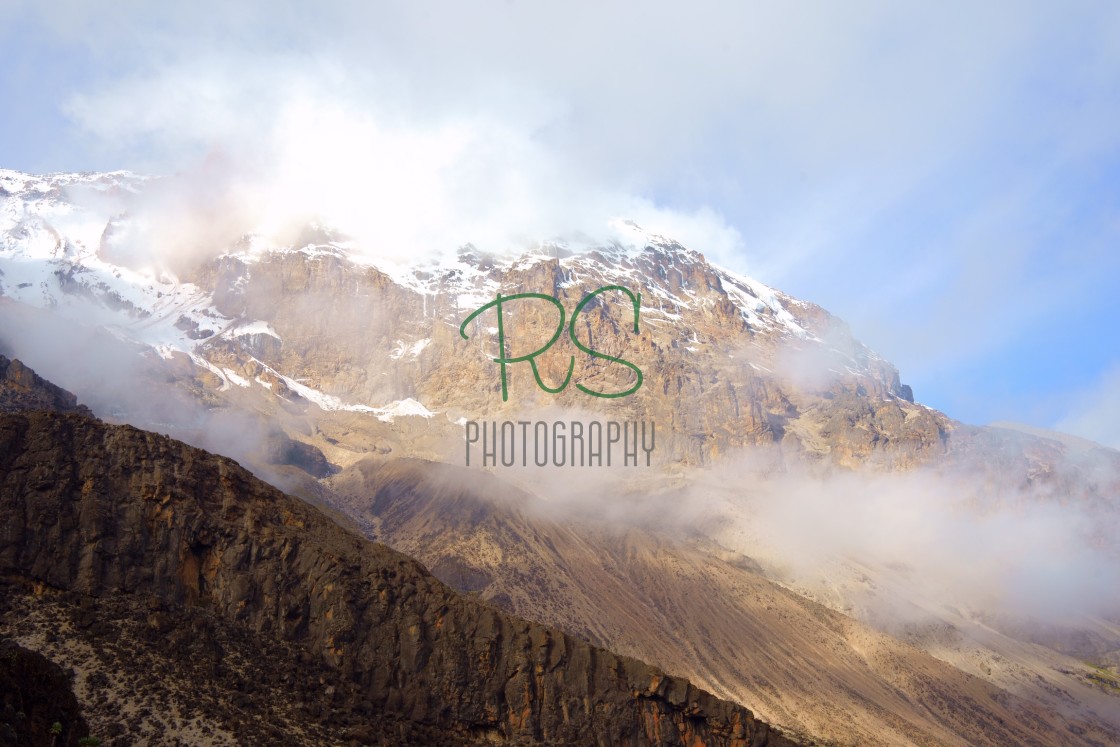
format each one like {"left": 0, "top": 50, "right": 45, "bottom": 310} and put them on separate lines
{"left": 0, "top": 301, "right": 311, "bottom": 489}
{"left": 444, "top": 406, "right": 1120, "bottom": 628}
{"left": 1056, "top": 365, "right": 1120, "bottom": 452}
{"left": 700, "top": 456, "right": 1118, "bottom": 623}
{"left": 707, "top": 458, "right": 1112, "bottom": 627}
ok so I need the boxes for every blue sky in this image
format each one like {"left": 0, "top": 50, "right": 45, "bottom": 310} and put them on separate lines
{"left": 1, "top": 1, "right": 1118, "bottom": 446}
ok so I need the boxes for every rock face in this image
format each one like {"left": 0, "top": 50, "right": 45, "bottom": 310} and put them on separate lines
{"left": 191, "top": 239, "right": 944, "bottom": 468}
{"left": 0, "top": 407, "right": 796, "bottom": 747}
{"left": 0, "top": 353, "right": 93, "bottom": 416}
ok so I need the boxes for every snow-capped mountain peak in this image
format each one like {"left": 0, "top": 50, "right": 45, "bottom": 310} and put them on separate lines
{"left": 0, "top": 169, "right": 909, "bottom": 438}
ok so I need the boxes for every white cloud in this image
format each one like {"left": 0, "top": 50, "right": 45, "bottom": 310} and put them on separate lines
{"left": 50, "top": 3, "right": 1120, "bottom": 246}
{"left": 60, "top": 49, "right": 752, "bottom": 262}
{"left": 8, "top": 0, "right": 1120, "bottom": 424}
{"left": 1054, "top": 365, "right": 1120, "bottom": 450}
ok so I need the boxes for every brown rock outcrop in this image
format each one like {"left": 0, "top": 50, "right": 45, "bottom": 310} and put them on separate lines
{"left": 0, "top": 354, "right": 93, "bottom": 416}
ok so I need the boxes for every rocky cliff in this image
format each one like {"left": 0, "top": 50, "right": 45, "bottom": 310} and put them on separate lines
{"left": 0, "top": 353, "right": 93, "bottom": 416}
{"left": 0, "top": 404, "right": 796, "bottom": 746}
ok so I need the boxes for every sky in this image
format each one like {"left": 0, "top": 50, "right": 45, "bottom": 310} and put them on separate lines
{"left": 0, "top": 0, "right": 1118, "bottom": 446}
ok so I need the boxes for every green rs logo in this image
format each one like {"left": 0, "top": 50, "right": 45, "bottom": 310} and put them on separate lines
{"left": 459, "top": 285, "right": 643, "bottom": 401}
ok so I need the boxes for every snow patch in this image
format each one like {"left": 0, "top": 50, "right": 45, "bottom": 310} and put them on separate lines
{"left": 229, "top": 320, "right": 281, "bottom": 340}
{"left": 390, "top": 337, "right": 431, "bottom": 360}
{"left": 222, "top": 368, "right": 250, "bottom": 388}
{"left": 372, "top": 398, "right": 435, "bottom": 422}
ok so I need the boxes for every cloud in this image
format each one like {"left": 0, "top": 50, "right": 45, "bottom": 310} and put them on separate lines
{"left": 532, "top": 444, "right": 1120, "bottom": 625}
{"left": 58, "top": 52, "right": 751, "bottom": 264}
{"left": 5, "top": 0, "right": 1120, "bottom": 428}
{"left": 34, "top": 4, "right": 1120, "bottom": 252}
{"left": 438, "top": 421, "right": 1120, "bottom": 627}
{"left": 1054, "top": 364, "right": 1120, "bottom": 450}
{"left": 707, "top": 461, "right": 1120, "bottom": 623}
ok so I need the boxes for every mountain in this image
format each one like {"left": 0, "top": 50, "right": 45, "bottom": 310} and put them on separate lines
{"left": 0, "top": 354, "right": 796, "bottom": 746}
{"left": 5, "top": 169, "right": 1114, "bottom": 485}
{"left": 0, "top": 168, "right": 939, "bottom": 470}
{"left": 2, "top": 169, "right": 1119, "bottom": 745}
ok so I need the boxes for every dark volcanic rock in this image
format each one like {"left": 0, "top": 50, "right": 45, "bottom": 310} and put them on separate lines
{"left": 0, "top": 410, "right": 797, "bottom": 747}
